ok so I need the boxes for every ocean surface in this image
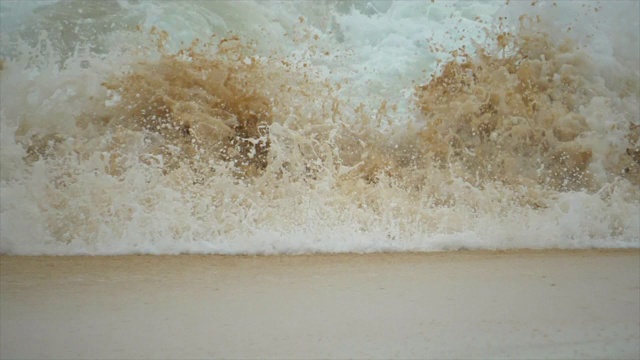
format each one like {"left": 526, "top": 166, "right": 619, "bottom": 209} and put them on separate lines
{"left": 0, "top": 0, "right": 638, "bottom": 255}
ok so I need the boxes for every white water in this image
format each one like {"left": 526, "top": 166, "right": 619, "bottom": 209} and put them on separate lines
{"left": 0, "top": 0, "right": 638, "bottom": 255}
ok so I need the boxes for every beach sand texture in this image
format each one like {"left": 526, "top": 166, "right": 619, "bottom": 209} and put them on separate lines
{"left": 1, "top": 250, "right": 638, "bottom": 359}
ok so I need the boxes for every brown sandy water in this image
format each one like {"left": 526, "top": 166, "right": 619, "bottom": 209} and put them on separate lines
{"left": 1, "top": 1, "right": 639, "bottom": 254}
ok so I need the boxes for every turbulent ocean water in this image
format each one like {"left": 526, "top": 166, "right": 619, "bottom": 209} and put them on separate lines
{"left": 0, "top": 0, "right": 638, "bottom": 255}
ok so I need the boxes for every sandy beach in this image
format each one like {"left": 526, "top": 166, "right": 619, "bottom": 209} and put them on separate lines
{"left": 0, "top": 250, "right": 638, "bottom": 359}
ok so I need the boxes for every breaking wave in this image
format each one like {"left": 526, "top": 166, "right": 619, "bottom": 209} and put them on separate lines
{"left": 1, "top": 0, "right": 638, "bottom": 254}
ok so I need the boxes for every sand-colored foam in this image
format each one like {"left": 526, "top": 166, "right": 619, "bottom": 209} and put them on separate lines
{"left": 1, "top": 249, "right": 638, "bottom": 359}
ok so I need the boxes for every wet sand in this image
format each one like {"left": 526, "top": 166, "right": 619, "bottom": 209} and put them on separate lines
{"left": 1, "top": 250, "right": 639, "bottom": 359}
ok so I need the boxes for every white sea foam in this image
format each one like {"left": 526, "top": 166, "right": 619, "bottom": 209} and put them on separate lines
{"left": 0, "top": 0, "right": 638, "bottom": 255}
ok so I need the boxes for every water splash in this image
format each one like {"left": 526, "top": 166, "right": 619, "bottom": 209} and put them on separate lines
{"left": 1, "top": 0, "right": 638, "bottom": 254}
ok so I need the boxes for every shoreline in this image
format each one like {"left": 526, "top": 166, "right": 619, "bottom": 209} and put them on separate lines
{"left": 2, "top": 246, "right": 637, "bottom": 258}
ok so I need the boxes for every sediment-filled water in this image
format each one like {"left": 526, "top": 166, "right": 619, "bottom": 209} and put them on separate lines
{"left": 0, "top": 0, "right": 638, "bottom": 254}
